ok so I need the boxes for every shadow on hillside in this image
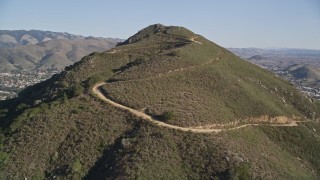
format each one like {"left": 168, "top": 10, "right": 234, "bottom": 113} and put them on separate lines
{"left": 84, "top": 121, "right": 141, "bottom": 179}
{"left": 83, "top": 137, "right": 123, "bottom": 179}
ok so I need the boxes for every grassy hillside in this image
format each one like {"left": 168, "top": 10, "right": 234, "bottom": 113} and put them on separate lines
{"left": 0, "top": 24, "right": 319, "bottom": 179}
{"left": 101, "top": 27, "right": 320, "bottom": 127}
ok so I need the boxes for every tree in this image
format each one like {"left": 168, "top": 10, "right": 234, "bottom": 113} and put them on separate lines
{"left": 70, "top": 84, "right": 84, "bottom": 97}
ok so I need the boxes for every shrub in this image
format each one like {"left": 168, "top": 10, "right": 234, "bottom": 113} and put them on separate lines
{"left": 162, "top": 111, "right": 175, "bottom": 122}
{"left": 71, "top": 158, "right": 83, "bottom": 178}
{"left": 84, "top": 75, "right": 104, "bottom": 89}
{"left": 0, "top": 152, "right": 9, "bottom": 168}
{"left": 229, "top": 162, "right": 251, "bottom": 180}
{"left": 31, "top": 169, "right": 45, "bottom": 180}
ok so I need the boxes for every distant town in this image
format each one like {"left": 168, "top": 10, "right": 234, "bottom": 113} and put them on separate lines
{"left": 0, "top": 70, "right": 58, "bottom": 100}
{"left": 255, "top": 63, "right": 320, "bottom": 100}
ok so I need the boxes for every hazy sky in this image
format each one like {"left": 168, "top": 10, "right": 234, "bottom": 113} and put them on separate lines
{"left": 0, "top": 0, "right": 319, "bottom": 49}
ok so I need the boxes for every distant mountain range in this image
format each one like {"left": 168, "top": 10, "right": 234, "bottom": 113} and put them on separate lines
{"left": 0, "top": 30, "right": 122, "bottom": 48}
{"left": 228, "top": 48, "right": 320, "bottom": 59}
{"left": 0, "top": 30, "right": 122, "bottom": 72}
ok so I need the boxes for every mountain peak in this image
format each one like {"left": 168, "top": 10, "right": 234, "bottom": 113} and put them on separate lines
{"left": 118, "top": 24, "right": 195, "bottom": 46}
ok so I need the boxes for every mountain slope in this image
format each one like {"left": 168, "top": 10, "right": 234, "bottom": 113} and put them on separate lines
{"left": 0, "top": 24, "right": 320, "bottom": 179}
{"left": 0, "top": 38, "right": 119, "bottom": 72}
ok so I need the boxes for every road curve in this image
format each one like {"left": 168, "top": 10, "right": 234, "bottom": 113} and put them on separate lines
{"left": 93, "top": 82, "right": 306, "bottom": 133}
{"left": 93, "top": 82, "right": 221, "bottom": 133}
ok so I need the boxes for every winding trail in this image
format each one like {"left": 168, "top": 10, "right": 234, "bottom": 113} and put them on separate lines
{"left": 92, "top": 36, "right": 309, "bottom": 133}
{"left": 190, "top": 36, "right": 203, "bottom": 44}
{"left": 93, "top": 83, "right": 306, "bottom": 133}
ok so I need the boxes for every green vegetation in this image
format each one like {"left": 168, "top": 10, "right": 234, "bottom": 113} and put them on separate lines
{"left": 102, "top": 37, "right": 320, "bottom": 126}
{"left": 162, "top": 111, "right": 175, "bottom": 122}
{"left": 223, "top": 127, "right": 316, "bottom": 179}
{"left": 0, "top": 24, "right": 319, "bottom": 179}
{"left": 230, "top": 162, "right": 251, "bottom": 180}
{"left": 69, "top": 83, "right": 85, "bottom": 97}
{"left": 0, "top": 152, "right": 8, "bottom": 168}
{"left": 71, "top": 158, "right": 83, "bottom": 178}
{"left": 165, "top": 26, "right": 195, "bottom": 38}
{"left": 261, "top": 122, "right": 320, "bottom": 176}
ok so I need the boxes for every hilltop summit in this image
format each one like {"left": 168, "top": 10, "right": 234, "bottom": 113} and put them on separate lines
{"left": 118, "top": 24, "right": 195, "bottom": 45}
{"left": 1, "top": 25, "right": 320, "bottom": 179}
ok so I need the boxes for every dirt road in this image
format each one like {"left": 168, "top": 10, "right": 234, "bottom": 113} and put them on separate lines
{"left": 93, "top": 82, "right": 306, "bottom": 133}
{"left": 190, "top": 36, "right": 203, "bottom": 44}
